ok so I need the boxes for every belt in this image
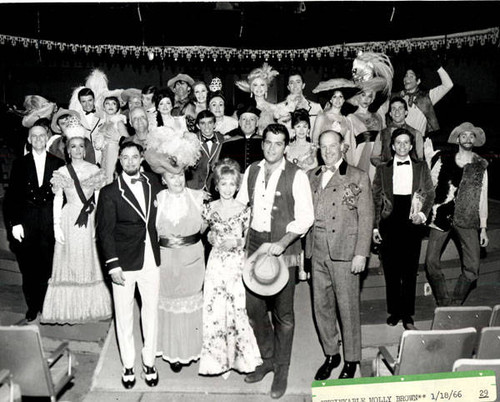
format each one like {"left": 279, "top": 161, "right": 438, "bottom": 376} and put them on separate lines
{"left": 355, "top": 130, "right": 378, "bottom": 146}
{"left": 159, "top": 232, "right": 201, "bottom": 248}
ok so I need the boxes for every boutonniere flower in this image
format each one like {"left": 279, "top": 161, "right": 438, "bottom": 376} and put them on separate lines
{"left": 342, "top": 183, "right": 362, "bottom": 210}
{"left": 153, "top": 200, "right": 158, "bottom": 208}
{"left": 275, "top": 191, "right": 282, "bottom": 197}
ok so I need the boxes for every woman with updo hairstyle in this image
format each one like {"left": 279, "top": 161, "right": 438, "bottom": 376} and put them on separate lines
{"left": 199, "top": 157, "right": 262, "bottom": 377}
{"left": 193, "top": 81, "right": 209, "bottom": 116}
{"left": 148, "top": 89, "right": 188, "bottom": 133}
{"left": 286, "top": 108, "right": 318, "bottom": 172}
{"left": 41, "top": 123, "right": 112, "bottom": 324}
{"left": 207, "top": 90, "right": 238, "bottom": 135}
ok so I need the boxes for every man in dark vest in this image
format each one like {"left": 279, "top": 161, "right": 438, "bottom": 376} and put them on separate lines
{"left": 398, "top": 65, "right": 453, "bottom": 138}
{"left": 5, "top": 123, "right": 64, "bottom": 321}
{"left": 425, "top": 122, "right": 489, "bottom": 306}
{"left": 237, "top": 123, "right": 314, "bottom": 399}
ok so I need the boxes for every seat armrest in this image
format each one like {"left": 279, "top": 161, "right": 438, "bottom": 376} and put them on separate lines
{"left": 0, "top": 369, "right": 10, "bottom": 384}
{"left": 47, "top": 342, "right": 69, "bottom": 367}
{"left": 379, "top": 346, "right": 396, "bottom": 371}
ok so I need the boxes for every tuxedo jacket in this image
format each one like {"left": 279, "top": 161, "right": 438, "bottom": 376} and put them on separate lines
{"left": 372, "top": 158, "right": 435, "bottom": 229}
{"left": 96, "top": 172, "right": 162, "bottom": 273}
{"left": 79, "top": 112, "right": 103, "bottom": 141}
{"left": 186, "top": 131, "right": 225, "bottom": 191}
{"left": 5, "top": 152, "right": 64, "bottom": 230}
{"left": 306, "top": 160, "right": 374, "bottom": 261}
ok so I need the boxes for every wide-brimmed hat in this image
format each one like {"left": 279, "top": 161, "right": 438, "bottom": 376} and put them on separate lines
{"left": 121, "top": 88, "right": 142, "bottom": 104}
{"left": 22, "top": 101, "right": 57, "bottom": 128}
{"left": 167, "top": 73, "right": 195, "bottom": 90}
{"left": 312, "top": 78, "right": 359, "bottom": 99}
{"left": 243, "top": 244, "right": 289, "bottom": 296}
{"left": 448, "top": 122, "right": 486, "bottom": 147}
{"left": 50, "top": 109, "right": 81, "bottom": 134}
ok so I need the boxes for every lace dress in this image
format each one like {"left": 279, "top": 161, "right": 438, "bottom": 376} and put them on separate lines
{"left": 156, "top": 188, "right": 205, "bottom": 364}
{"left": 199, "top": 203, "right": 262, "bottom": 375}
{"left": 41, "top": 163, "right": 112, "bottom": 324}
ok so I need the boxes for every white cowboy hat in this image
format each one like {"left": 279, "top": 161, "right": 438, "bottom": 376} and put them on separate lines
{"left": 243, "top": 244, "right": 289, "bottom": 296}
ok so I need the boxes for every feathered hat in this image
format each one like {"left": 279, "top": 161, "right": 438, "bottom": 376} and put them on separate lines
{"left": 21, "top": 95, "right": 57, "bottom": 128}
{"left": 144, "top": 127, "right": 202, "bottom": 175}
{"left": 236, "top": 63, "right": 279, "bottom": 93}
{"left": 351, "top": 51, "right": 394, "bottom": 96}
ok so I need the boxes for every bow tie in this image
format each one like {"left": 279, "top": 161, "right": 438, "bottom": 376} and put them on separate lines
{"left": 85, "top": 109, "right": 96, "bottom": 115}
{"left": 202, "top": 137, "right": 214, "bottom": 143}
{"left": 321, "top": 165, "right": 336, "bottom": 173}
{"left": 131, "top": 176, "right": 146, "bottom": 184}
{"left": 397, "top": 161, "right": 410, "bottom": 166}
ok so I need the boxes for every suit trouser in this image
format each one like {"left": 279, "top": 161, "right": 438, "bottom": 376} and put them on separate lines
{"left": 245, "top": 229, "right": 296, "bottom": 367}
{"left": 112, "top": 263, "right": 160, "bottom": 368}
{"left": 311, "top": 228, "right": 361, "bottom": 362}
{"left": 425, "top": 226, "right": 480, "bottom": 304}
{"left": 380, "top": 195, "right": 422, "bottom": 316}
{"left": 15, "top": 206, "right": 55, "bottom": 314}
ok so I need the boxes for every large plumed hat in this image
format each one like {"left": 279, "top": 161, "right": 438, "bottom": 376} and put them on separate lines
{"left": 167, "top": 73, "right": 195, "bottom": 90}
{"left": 144, "top": 126, "right": 202, "bottom": 175}
{"left": 312, "top": 78, "right": 360, "bottom": 100}
{"left": 235, "top": 63, "right": 279, "bottom": 93}
{"left": 448, "top": 122, "right": 486, "bottom": 147}
{"left": 50, "top": 108, "right": 81, "bottom": 134}
{"left": 243, "top": 244, "right": 289, "bottom": 296}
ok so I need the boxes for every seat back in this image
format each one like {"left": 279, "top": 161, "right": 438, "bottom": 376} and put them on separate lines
{"left": 431, "top": 306, "right": 492, "bottom": 331}
{"left": 453, "top": 358, "right": 500, "bottom": 400}
{"left": 396, "top": 328, "right": 476, "bottom": 375}
{"left": 490, "top": 305, "right": 500, "bottom": 327}
{"left": 0, "top": 325, "right": 55, "bottom": 398}
{"left": 477, "top": 327, "right": 500, "bottom": 359}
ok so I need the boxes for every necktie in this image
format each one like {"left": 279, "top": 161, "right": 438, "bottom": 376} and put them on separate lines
{"left": 397, "top": 161, "right": 410, "bottom": 166}
{"left": 85, "top": 109, "right": 96, "bottom": 115}
{"left": 131, "top": 176, "right": 146, "bottom": 184}
{"left": 321, "top": 165, "right": 336, "bottom": 173}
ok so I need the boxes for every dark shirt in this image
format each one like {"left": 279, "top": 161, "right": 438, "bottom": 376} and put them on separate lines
{"left": 219, "top": 128, "right": 263, "bottom": 172}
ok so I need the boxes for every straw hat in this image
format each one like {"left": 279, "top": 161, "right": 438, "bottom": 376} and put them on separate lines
{"left": 121, "top": 88, "right": 142, "bottom": 104}
{"left": 448, "top": 122, "right": 486, "bottom": 147}
{"left": 243, "top": 244, "right": 289, "bottom": 296}
{"left": 167, "top": 73, "right": 195, "bottom": 90}
{"left": 50, "top": 109, "right": 81, "bottom": 134}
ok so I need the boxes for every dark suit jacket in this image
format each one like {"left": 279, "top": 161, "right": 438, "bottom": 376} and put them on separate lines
{"left": 96, "top": 172, "right": 162, "bottom": 273}
{"left": 306, "top": 160, "right": 374, "bottom": 261}
{"left": 186, "top": 131, "right": 225, "bottom": 191}
{"left": 5, "top": 152, "right": 64, "bottom": 230}
{"left": 218, "top": 130, "right": 263, "bottom": 172}
{"left": 372, "top": 158, "right": 435, "bottom": 229}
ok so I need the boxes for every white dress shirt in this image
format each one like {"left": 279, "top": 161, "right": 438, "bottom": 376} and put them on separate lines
{"left": 32, "top": 150, "right": 47, "bottom": 187}
{"left": 393, "top": 156, "right": 412, "bottom": 195}
{"left": 237, "top": 158, "right": 314, "bottom": 235}
{"left": 321, "top": 159, "right": 344, "bottom": 189}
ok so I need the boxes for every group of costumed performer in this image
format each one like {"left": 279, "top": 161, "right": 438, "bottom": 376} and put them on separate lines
{"left": 312, "top": 51, "right": 394, "bottom": 182}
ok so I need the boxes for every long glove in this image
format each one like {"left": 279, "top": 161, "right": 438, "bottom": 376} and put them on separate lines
{"left": 53, "top": 189, "right": 65, "bottom": 244}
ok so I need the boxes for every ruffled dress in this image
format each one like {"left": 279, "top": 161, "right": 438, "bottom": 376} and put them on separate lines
{"left": 41, "top": 163, "right": 112, "bottom": 324}
{"left": 286, "top": 141, "right": 318, "bottom": 172}
{"left": 156, "top": 188, "right": 205, "bottom": 364}
{"left": 199, "top": 204, "right": 262, "bottom": 375}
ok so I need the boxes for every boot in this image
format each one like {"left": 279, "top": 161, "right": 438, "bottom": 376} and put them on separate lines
{"left": 450, "top": 275, "right": 473, "bottom": 306}
{"left": 428, "top": 276, "right": 451, "bottom": 306}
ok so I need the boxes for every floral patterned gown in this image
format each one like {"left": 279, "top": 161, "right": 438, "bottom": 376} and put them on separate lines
{"left": 199, "top": 203, "right": 262, "bottom": 375}
{"left": 41, "top": 163, "right": 112, "bottom": 324}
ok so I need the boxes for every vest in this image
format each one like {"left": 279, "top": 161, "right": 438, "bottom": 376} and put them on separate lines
{"left": 247, "top": 160, "right": 301, "bottom": 256}
{"left": 430, "top": 153, "right": 487, "bottom": 230}
{"left": 401, "top": 89, "right": 440, "bottom": 133}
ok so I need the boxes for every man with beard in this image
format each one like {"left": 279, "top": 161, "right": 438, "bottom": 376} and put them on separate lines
{"left": 425, "top": 122, "right": 489, "bottom": 306}
{"left": 168, "top": 73, "right": 196, "bottom": 131}
{"left": 96, "top": 142, "right": 162, "bottom": 389}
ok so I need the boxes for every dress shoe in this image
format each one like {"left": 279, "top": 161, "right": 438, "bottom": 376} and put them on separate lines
{"left": 170, "top": 362, "right": 183, "bottom": 373}
{"left": 121, "top": 367, "right": 135, "bottom": 389}
{"left": 314, "top": 354, "right": 341, "bottom": 380}
{"left": 402, "top": 316, "right": 416, "bottom": 330}
{"left": 25, "top": 310, "right": 38, "bottom": 322}
{"left": 338, "top": 361, "right": 357, "bottom": 379}
{"left": 386, "top": 314, "right": 401, "bottom": 326}
{"left": 245, "top": 360, "right": 274, "bottom": 383}
{"left": 143, "top": 364, "right": 158, "bottom": 387}
{"left": 271, "top": 365, "right": 289, "bottom": 399}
